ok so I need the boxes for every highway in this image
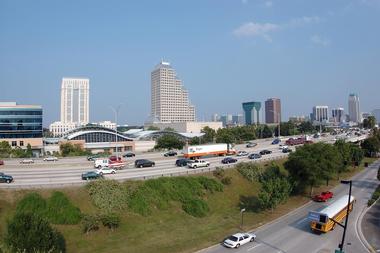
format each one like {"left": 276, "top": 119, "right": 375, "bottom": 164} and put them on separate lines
{"left": 0, "top": 134, "right": 365, "bottom": 189}
{"left": 199, "top": 159, "right": 379, "bottom": 253}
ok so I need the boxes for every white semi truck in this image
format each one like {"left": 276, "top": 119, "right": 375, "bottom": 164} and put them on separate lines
{"left": 183, "top": 144, "right": 235, "bottom": 159}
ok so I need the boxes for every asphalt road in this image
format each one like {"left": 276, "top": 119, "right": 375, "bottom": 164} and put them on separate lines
{"left": 199, "top": 159, "right": 380, "bottom": 253}
{"left": 0, "top": 134, "right": 363, "bottom": 189}
{"left": 361, "top": 195, "right": 380, "bottom": 251}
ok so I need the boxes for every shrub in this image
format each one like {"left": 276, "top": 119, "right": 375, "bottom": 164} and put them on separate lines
{"left": 196, "top": 177, "right": 223, "bottom": 193}
{"left": 221, "top": 176, "right": 232, "bottom": 185}
{"left": 213, "top": 167, "right": 225, "bottom": 179}
{"left": 5, "top": 212, "right": 66, "bottom": 253}
{"left": 100, "top": 213, "right": 121, "bottom": 230}
{"left": 46, "top": 191, "right": 82, "bottom": 224}
{"left": 16, "top": 192, "right": 47, "bottom": 217}
{"left": 236, "top": 163, "right": 264, "bottom": 182}
{"left": 182, "top": 198, "right": 209, "bottom": 217}
{"left": 81, "top": 215, "right": 100, "bottom": 234}
{"left": 367, "top": 199, "right": 375, "bottom": 206}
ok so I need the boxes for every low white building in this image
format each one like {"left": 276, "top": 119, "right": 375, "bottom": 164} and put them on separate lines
{"left": 144, "top": 121, "right": 223, "bottom": 133}
{"left": 49, "top": 121, "right": 116, "bottom": 137}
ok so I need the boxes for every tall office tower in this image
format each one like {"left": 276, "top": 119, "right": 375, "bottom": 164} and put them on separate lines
{"left": 60, "top": 78, "right": 89, "bottom": 124}
{"left": 332, "top": 108, "right": 344, "bottom": 123}
{"left": 242, "top": 101, "right": 261, "bottom": 125}
{"left": 211, "top": 113, "right": 220, "bottom": 122}
{"left": 265, "top": 98, "right": 281, "bottom": 124}
{"left": 151, "top": 61, "right": 195, "bottom": 122}
{"left": 312, "top": 106, "right": 329, "bottom": 122}
{"left": 348, "top": 93, "right": 361, "bottom": 123}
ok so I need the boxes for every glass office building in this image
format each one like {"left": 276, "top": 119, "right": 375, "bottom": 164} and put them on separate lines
{"left": 0, "top": 102, "right": 43, "bottom": 148}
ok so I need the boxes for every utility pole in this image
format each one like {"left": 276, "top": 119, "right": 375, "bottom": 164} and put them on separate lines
{"left": 110, "top": 104, "right": 123, "bottom": 158}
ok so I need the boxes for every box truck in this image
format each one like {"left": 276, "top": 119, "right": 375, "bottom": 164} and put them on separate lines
{"left": 183, "top": 144, "right": 235, "bottom": 159}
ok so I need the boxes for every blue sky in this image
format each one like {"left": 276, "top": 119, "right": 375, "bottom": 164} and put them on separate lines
{"left": 1, "top": 0, "right": 379, "bottom": 126}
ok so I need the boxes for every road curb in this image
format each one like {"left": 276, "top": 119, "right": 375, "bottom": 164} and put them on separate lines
{"left": 357, "top": 195, "right": 379, "bottom": 253}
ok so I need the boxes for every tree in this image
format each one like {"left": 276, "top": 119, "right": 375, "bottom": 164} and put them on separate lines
{"left": 298, "top": 121, "right": 314, "bottom": 133}
{"left": 5, "top": 212, "right": 66, "bottom": 253}
{"left": 363, "top": 116, "right": 376, "bottom": 129}
{"left": 258, "top": 177, "right": 292, "bottom": 211}
{"left": 215, "top": 128, "right": 235, "bottom": 144}
{"left": 201, "top": 126, "right": 216, "bottom": 143}
{"left": 0, "top": 141, "right": 11, "bottom": 158}
{"left": 60, "top": 142, "right": 90, "bottom": 157}
{"left": 189, "top": 136, "right": 200, "bottom": 145}
{"left": 26, "top": 143, "right": 33, "bottom": 157}
{"left": 163, "top": 127, "right": 176, "bottom": 132}
{"left": 154, "top": 134, "right": 185, "bottom": 150}
{"left": 146, "top": 125, "right": 160, "bottom": 131}
{"left": 361, "top": 137, "right": 380, "bottom": 157}
{"left": 262, "top": 125, "right": 274, "bottom": 138}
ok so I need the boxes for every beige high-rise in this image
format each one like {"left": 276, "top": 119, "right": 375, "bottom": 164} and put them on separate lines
{"left": 151, "top": 61, "right": 195, "bottom": 122}
{"left": 60, "top": 78, "right": 89, "bottom": 124}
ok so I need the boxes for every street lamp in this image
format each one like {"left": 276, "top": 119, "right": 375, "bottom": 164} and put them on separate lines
{"left": 109, "top": 104, "right": 123, "bottom": 158}
{"left": 240, "top": 208, "right": 246, "bottom": 229}
{"left": 336, "top": 180, "right": 352, "bottom": 253}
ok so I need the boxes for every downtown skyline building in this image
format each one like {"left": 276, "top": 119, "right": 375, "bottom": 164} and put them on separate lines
{"left": 150, "top": 61, "right": 195, "bottom": 123}
{"left": 332, "top": 108, "right": 344, "bottom": 123}
{"left": 265, "top": 98, "right": 281, "bottom": 124}
{"left": 312, "top": 106, "right": 329, "bottom": 122}
{"left": 348, "top": 93, "right": 361, "bottom": 123}
{"left": 242, "top": 101, "right": 261, "bottom": 125}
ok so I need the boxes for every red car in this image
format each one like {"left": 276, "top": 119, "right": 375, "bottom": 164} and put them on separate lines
{"left": 313, "top": 191, "right": 333, "bottom": 202}
{"left": 0, "top": 160, "right": 4, "bottom": 166}
{"left": 109, "top": 156, "right": 122, "bottom": 162}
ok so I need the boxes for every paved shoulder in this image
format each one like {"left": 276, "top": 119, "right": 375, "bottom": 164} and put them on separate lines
{"left": 361, "top": 199, "right": 380, "bottom": 252}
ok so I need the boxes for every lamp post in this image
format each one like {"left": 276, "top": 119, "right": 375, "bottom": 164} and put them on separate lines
{"left": 337, "top": 180, "right": 352, "bottom": 253}
{"left": 240, "top": 208, "right": 246, "bottom": 229}
{"left": 109, "top": 104, "right": 123, "bottom": 158}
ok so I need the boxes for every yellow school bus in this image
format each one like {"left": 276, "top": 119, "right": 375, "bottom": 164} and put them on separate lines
{"left": 308, "top": 195, "right": 355, "bottom": 233}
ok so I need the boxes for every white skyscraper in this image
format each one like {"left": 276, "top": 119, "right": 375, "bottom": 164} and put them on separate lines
{"left": 312, "top": 106, "right": 329, "bottom": 122}
{"left": 348, "top": 93, "right": 360, "bottom": 123}
{"left": 332, "top": 108, "right": 344, "bottom": 123}
{"left": 151, "top": 61, "right": 195, "bottom": 123}
{"left": 60, "top": 78, "right": 89, "bottom": 124}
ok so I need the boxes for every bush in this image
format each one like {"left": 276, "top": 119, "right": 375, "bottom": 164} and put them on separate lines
{"left": 236, "top": 163, "right": 264, "bottom": 182}
{"left": 182, "top": 198, "right": 209, "bottom": 217}
{"left": 213, "top": 167, "right": 225, "bottom": 179}
{"left": 16, "top": 192, "right": 47, "bottom": 217}
{"left": 367, "top": 199, "right": 375, "bottom": 206}
{"left": 100, "top": 213, "right": 121, "bottom": 230}
{"left": 221, "top": 176, "right": 232, "bottom": 185}
{"left": 81, "top": 215, "right": 100, "bottom": 234}
{"left": 197, "top": 176, "right": 223, "bottom": 193}
{"left": 46, "top": 191, "right": 82, "bottom": 224}
{"left": 5, "top": 212, "right": 66, "bottom": 253}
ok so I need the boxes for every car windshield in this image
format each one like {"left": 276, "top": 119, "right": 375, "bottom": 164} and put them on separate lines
{"left": 227, "top": 236, "right": 238, "bottom": 242}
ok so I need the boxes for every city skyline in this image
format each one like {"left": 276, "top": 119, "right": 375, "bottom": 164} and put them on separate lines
{"left": 1, "top": 1, "right": 379, "bottom": 126}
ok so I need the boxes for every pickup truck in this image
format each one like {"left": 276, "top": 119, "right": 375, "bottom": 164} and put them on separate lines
{"left": 313, "top": 191, "right": 333, "bottom": 202}
{"left": 187, "top": 160, "right": 210, "bottom": 169}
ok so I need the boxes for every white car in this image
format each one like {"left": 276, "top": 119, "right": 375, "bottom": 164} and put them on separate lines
{"left": 237, "top": 151, "right": 249, "bottom": 156}
{"left": 95, "top": 167, "right": 116, "bottom": 175}
{"left": 223, "top": 232, "right": 256, "bottom": 248}
{"left": 20, "top": 159, "right": 34, "bottom": 164}
{"left": 43, "top": 156, "right": 58, "bottom": 162}
{"left": 279, "top": 145, "right": 288, "bottom": 150}
{"left": 187, "top": 160, "right": 210, "bottom": 169}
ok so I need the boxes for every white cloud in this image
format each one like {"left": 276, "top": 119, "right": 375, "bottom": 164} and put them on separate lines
{"left": 265, "top": 1, "right": 273, "bottom": 7}
{"left": 288, "top": 16, "right": 322, "bottom": 27}
{"left": 310, "top": 35, "right": 331, "bottom": 46}
{"left": 233, "top": 22, "right": 279, "bottom": 41}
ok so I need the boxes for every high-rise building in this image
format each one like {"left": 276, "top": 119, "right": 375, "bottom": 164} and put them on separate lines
{"left": 242, "top": 102, "right": 261, "bottom": 125}
{"left": 372, "top": 109, "right": 380, "bottom": 124}
{"left": 265, "top": 98, "right": 281, "bottom": 124}
{"left": 151, "top": 61, "right": 195, "bottom": 123}
{"left": 60, "top": 78, "right": 89, "bottom": 124}
{"left": 348, "top": 93, "right": 360, "bottom": 123}
{"left": 312, "top": 106, "right": 329, "bottom": 122}
{"left": 211, "top": 113, "right": 220, "bottom": 122}
{"left": 332, "top": 108, "right": 344, "bottom": 123}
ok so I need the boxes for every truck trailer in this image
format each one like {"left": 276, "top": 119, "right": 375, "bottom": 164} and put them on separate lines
{"left": 183, "top": 144, "right": 235, "bottom": 159}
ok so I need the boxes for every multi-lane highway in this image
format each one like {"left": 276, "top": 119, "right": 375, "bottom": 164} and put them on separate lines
{"left": 200, "top": 159, "right": 379, "bottom": 253}
{"left": 0, "top": 134, "right": 364, "bottom": 189}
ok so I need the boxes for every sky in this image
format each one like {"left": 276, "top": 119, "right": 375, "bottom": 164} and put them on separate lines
{"left": 1, "top": 0, "right": 380, "bottom": 126}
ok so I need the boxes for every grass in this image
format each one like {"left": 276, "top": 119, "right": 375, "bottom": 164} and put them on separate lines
{"left": 0, "top": 157, "right": 377, "bottom": 253}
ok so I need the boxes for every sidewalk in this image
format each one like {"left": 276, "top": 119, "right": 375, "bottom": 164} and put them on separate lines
{"left": 361, "top": 199, "right": 380, "bottom": 252}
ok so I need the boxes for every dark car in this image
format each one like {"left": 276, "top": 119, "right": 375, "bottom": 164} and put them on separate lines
{"left": 221, "top": 157, "right": 238, "bottom": 164}
{"left": 81, "top": 171, "right": 102, "bottom": 181}
{"left": 248, "top": 153, "right": 262, "bottom": 159}
{"left": 259, "top": 150, "right": 272, "bottom": 155}
{"left": 175, "top": 158, "right": 192, "bottom": 167}
{"left": 0, "top": 172, "right": 13, "bottom": 183}
{"left": 271, "top": 138, "right": 281, "bottom": 145}
{"left": 135, "top": 159, "right": 155, "bottom": 168}
{"left": 0, "top": 160, "right": 4, "bottom": 166}
{"left": 164, "top": 151, "right": 178, "bottom": 157}
{"left": 123, "top": 152, "right": 136, "bottom": 158}
{"left": 282, "top": 148, "right": 293, "bottom": 153}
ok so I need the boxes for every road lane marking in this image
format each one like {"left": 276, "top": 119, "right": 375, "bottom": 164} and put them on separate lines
{"left": 296, "top": 217, "right": 308, "bottom": 225}
{"left": 247, "top": 243, "right": 262, "bottom": 251}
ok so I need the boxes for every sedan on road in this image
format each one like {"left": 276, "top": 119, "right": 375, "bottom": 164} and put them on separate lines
{"left": 175, "top": 158, "right": 192, "bottom": 167}
{"left": 237, "top": 151, "right": 249, "bottom": 156}
{"left": 95, "top": 167, "right": 116, "bottom": 176}
{"left": 248, "top": 153, "right": 262, "bottom": 160}
{"left": 123, "top": 152, "right": 136, "bottom": 158}
{"left": 246, "top": 143, "right": 257, "bottom": 148}
{"left": 221, "top": 157, "right": 238, "bottom": 164}
{"left": 135, "top": 159, "right": 155, "bottom": 168}
{"left": 43, "top": 156, "right": 58, "bottom": 162}
{"left": 282, "top": 148, "right": 292, "bottom": 153}
{"left": 20, "top": 159, "right": 34, "bottom": 164}
{"left": 223, "top": 232, "right": 256, "bottom": 248}
{"left": 164, "top": 150, "right": 178, "bottom": 157}
{"left": 0, "top": 172, "right": 13, "bottom": 183}
{"left": 272, "top": 138, "right": 281, "bottom": 145}
{"left": 259, "top": 149, "right": 272, "bottom": 155}
{"left": 81, "top": 171, "right": 102, "bottom": 180}
{"left": 87, "top": 154, "right": 101, "bottom": 161}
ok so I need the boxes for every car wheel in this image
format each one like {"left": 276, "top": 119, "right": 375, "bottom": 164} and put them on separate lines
{"left": 206, "top": 164, "right": 209, "bottom": 167}
{"left": 99, "top": 172, "right": 103, "bottom": 176}
{"left": 139, "top": 165, "right": 143, "bottom": 168}
{"left": 236, "top": 244, "right": 240, "bottom": 248}
{"left": 111, "top": 171, "right": 115, "bottom": 174}
{"left": 250, "top": 237, "right": 254, "bottom": 242}
{"left": 193, "top": 165, "right": 197, "bottom": 169}
{"left": 86, "top": 178, "right": 89, "bottom": 181}
{"left": 152, "top": 163, "right": 155, "bottom": 167}
{"left": 6, "top": 180, "right": 10, "bottom": 184}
